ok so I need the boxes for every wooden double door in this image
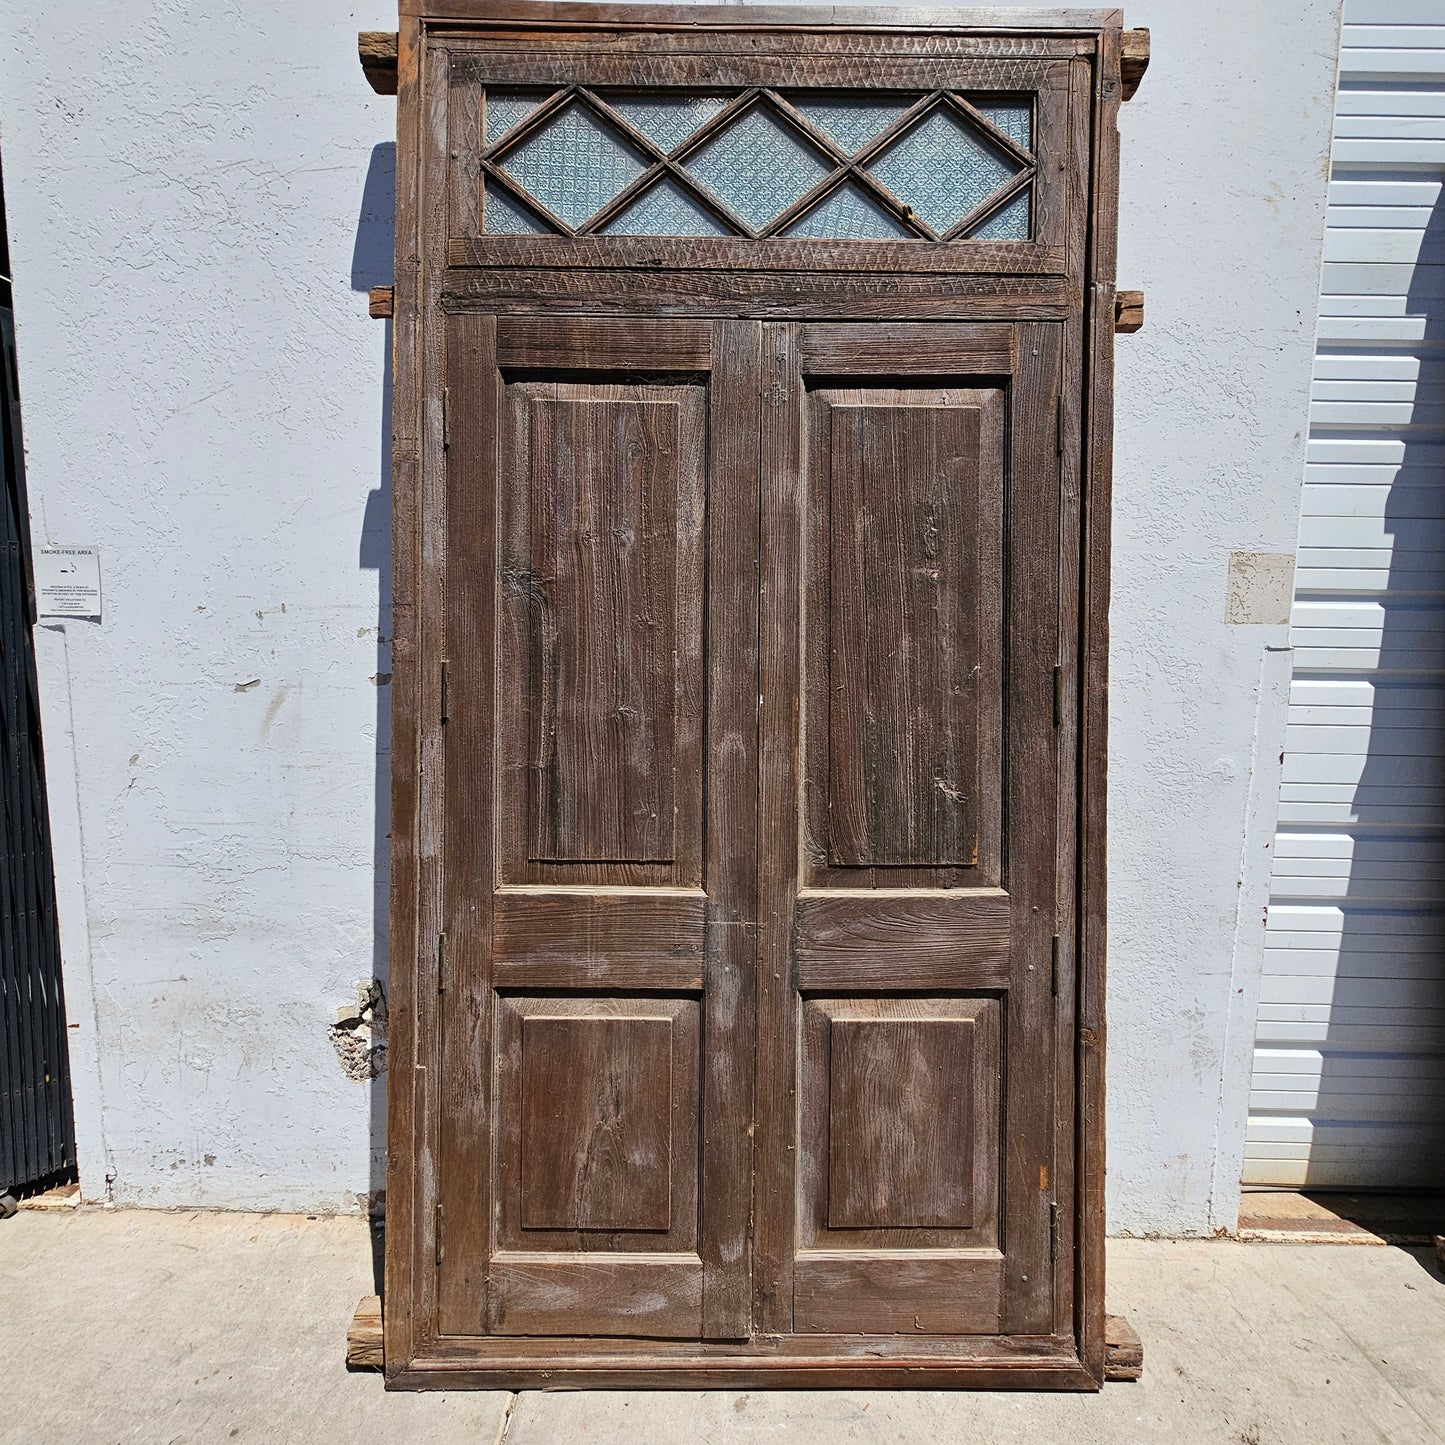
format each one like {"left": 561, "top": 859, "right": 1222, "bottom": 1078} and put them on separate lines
{"left": 432, "top": 312, "right": 1071, "bottom": 1349}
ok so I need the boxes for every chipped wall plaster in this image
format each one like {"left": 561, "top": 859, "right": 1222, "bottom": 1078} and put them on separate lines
{"left": 0, "top": 0, "right": 1338, "bottom": 1228}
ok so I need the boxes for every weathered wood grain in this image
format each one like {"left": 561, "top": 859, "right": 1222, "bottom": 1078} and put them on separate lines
{"left": 1104, "top": 1314, "right": 1143, "bottom": 1380}
{"left": 1114, "top": 289, "right": 1143, "bottom": 332}
{"left": 826, "top": 401, "right": 983, "bottom": 867}
{"left": 347, "top": 1294, "right": 384, "bottom": 1369}
{"left": 794, "top": 890, "right": 1011, "bottom": 990}
{"left": 1120, "top": 28, "right": 1149, "bottom": 101}
{"left": 359, "top": 31, "right": 398, "bottom": 95}
{"left": 793, "top": 1253, "right": 1005, "bottom": 1335}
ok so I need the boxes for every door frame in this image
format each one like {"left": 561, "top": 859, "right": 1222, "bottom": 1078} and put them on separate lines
{"left": 382, "top": 1, "right": 1121, "bottom": 1389}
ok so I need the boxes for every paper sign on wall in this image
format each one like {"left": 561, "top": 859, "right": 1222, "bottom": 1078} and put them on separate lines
{"left": 36, "top": 546, "right": 102, "bottom": 619}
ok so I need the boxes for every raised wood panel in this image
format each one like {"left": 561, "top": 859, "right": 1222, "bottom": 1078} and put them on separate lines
{"left": 520, "top": 1014, "right": 674, "bottom": 1231}
{"left": 495, "top": 996, "right": 700, "bottom": 1256}
{"left": 805, "top": 385, "right": 1004, "bottom": 886}
{"left": 794, "top": 890, "right": 1010, "bottom": 990}
{"left": 488, "top": 1254, "right": 704, "bottom": 1339}
{"left": 499, "top": 377, "right": 706, "bottom": 887}
{"left": 793, "top": 1252, "right": 1005, "bottom": 1335}
{"left": 828, "top": 1017, "right": 975, "bottom": 1229}
{"left": 827, "top": 401, "right": 981, "bottom": 866}
{"left": 798, "top": 997, "right": 1002, "bottom": 1254}
{"left": 528, "top": 396, "right": 683, "bottom": 863}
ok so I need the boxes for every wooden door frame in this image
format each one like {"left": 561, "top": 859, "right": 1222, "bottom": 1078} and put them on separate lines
{"left": 383, "top": 1, "right": 1121, "bottom": 1389}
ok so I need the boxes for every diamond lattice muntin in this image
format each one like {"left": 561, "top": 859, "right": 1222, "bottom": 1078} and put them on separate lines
{"left": 497, "top": 102, "right": 648, "bottom": 229}
{"left": 482, "top": 89, "right": 1033, "bottom": 239}
{"left": 866, "top": 105, "right": 1022, "bottom": 235}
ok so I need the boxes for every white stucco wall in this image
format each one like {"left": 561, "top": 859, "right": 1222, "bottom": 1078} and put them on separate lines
{"left": 0, "top": 1, "right": 1339, "bottom": 1227}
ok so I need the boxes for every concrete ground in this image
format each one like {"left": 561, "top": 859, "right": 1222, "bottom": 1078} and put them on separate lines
{"left": 1, "top": 1209, "right": 1441, "bottom": 1445}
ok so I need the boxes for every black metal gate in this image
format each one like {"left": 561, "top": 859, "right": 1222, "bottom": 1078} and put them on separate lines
{"left": 0, "top": 152, "right": 76, "bottom": 1201}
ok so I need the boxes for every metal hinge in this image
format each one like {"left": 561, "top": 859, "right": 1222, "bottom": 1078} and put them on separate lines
{"left": 441, "top": 387, "right": 451, "bottom": 450}
{"left": 436, "top": 932, "right": 447, "bottom": 995}
{"left": 440, "top": 659, "right": 449, "bottom": 724}
{"left": 1049, "top": 1201, "right": 1060, "bottom": 1263}
{"left": 1051, "top": 935, "right": 1060, "bottom": 996}
{"left": 435, "top": 1202, "right": 445, "bottom": 1267}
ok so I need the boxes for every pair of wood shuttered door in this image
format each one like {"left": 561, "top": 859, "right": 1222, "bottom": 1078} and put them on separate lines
{"left": 387, "top": 4, "right": 1120, "bottom": 1389}
{"left": 438, "top": 316, "right": 1059, "bottom": 1344}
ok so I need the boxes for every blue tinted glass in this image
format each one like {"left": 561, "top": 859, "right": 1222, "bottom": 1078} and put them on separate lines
{"left": 606, "top": 94, "right": 730, "bottom": 153}
{"left": 968, "top": 187, "right": 1030, "bottom": 240}
{"left": 867, "top": 107, "right": 1020, "bottom": 234}
{"left": 784, "top": 182, "right": 912, "bottom": 240}
{"left": 484, "top": 185, "right": 551, "bottom": 234}
{"left": 970, "top": 99, "right": 1033, "bottom": 152}
{"left": 683, "top": 106, "right": 833, "bottom": 230}
{"left": 788, "top": 96, "right": 917, "bottom": 154}
{"left": 601, "top": 178, "right": 731, "bottom": 236}
{"left": 499, "top": 102, "right": 648, "bottom": 229}
{"left": 484, "top": 90, "right": 553, "bottom": 143}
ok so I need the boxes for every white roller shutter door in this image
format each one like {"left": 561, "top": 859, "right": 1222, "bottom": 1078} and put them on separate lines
{"left": 1244, "top": 0, "right": 1445, "bottom": 1188}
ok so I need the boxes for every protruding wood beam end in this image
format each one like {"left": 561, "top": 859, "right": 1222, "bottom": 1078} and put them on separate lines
{"left": 1104, "top": 1313, "right": 1143, "bottom": 1382}
{"left": 1121, "top": 28, "right": 1150, "bottom": 101}
{"left": 347, "top": 1294, "right": 384, "bottom": 1370}
{"left": 1114, "top": 290, "right": 1144, "bottom": 334}
{"left": 370, "top": 285, "right": 396, "bottom": 320}
{"left": 360, "top": 30, "right": 399, "bottom": 95}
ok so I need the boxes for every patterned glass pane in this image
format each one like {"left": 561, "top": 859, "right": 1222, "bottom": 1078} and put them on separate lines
{"left": 605, "top": 94, "right": 730, "bottom": 153}
{"left": 788, "top": 96, "right": 918, "bottom": 154}
{"left": 968, "top": 186, "right": 1030, "bottom": 241}
{"left": 783, "top": 182, "right": 911, "bottom": 240}
{"left": 683, "top": 105, "right": 833, "bottom": 230}
{"left": 484, "top": 89, "right": 553, "bottom": 143}
{"left": 601, "top": 178, "right": 731, "bottom": 236}
{"left": 867, "top": 106, "right": 1021, "bottom": 234}
{"left": 971, "top": 98, "right": 1033, "bottom": 152}
{"left": 498, "top": 102, "right": 648, "bottom": 229}
{"left": 484, "top": 184, "right": 551, "bottom": 235}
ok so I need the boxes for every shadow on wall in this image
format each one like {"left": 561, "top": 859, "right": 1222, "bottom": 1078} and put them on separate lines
{"left": 353, "top": 141, "right": 394, "bottom": 1284}
{"left": 1319, "top": 184, "right": 1445, "bottom": 1187}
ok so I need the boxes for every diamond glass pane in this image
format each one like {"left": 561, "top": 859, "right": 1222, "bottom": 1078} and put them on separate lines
{"left": 601, "top": 178, "right": 730, "bottom": 236}
{"left": 783, "top": 182, "right": 911, "bottom": 240}
{"left": 499, "top": 102, "right": 648, "bottom": 229}
{"left": 788, "top": 96, "right": 918, "bottom": 154}
{"left": 683, "top": 106, "right": 833, "bottom": 230}
{"left": 605, "top": 94, "right": 730, "bottom": 153}
{"left": 968, "top": 187, "right": 1030, "bottom": 240}
{"left": 867, "top": 106, "right": 1021, "bottom": 234}
{"left": 484, "top": 89, "right": 553, "bottom": 143}
{"left": 971, "top": 98, "right": 1033, "bottom": 152}
{"left": 484, "top": 184, "right": 551, "bottom": 235}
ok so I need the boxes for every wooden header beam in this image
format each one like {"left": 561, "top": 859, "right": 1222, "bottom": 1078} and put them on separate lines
{"left": 359, "top": 24, "right": 1149, "bottom": 98}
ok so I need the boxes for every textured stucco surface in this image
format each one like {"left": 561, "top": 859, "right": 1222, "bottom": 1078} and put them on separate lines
{"left": 0, "top": 1, "right": 1338, "bottom": 1228}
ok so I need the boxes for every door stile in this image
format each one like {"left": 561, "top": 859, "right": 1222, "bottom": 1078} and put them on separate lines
{"left": 754, "top": 321, "right": 803, "bottom": 1335}
{"left": 701, "top": 319, "right": 763, "bottom": 1339}
{"left": 1002, "top": 321, "right": 1065, "bottom": 1333}
{"left": 1077, "top": 21, "right": 1122, "bottom": 1381}
{"left": 438, "top": 310, "right": 501, "bottom": 1335}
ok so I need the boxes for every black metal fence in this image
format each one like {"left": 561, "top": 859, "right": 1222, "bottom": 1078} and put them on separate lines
{"left": 0, "top": 152, "right": 76, "bottom": 1200}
